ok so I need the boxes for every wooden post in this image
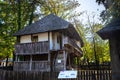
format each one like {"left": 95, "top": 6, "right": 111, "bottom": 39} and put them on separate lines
{"left": 15, "top": 55, "right": 18, "bottom": 61}
{"left": 30, "top": 55, "right": 32, "bottom": 71}
{"left": 69, "top": 54, "right": 71, "bottom": 66}
{"left": 63, "top": 50, "right": 66, "bottom": 70}
{"left": 49, "top": 31, "right": 53, "bottom": 50}
{"left": 48, "top": 32, "right": 51, "bottom": 79}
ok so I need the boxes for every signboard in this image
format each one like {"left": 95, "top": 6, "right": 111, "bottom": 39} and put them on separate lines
{"left": 57, "top": 60, "right": 62, "bottom": 63}
{"left": 58, "top": 70, "right": 77, "bottom": 79}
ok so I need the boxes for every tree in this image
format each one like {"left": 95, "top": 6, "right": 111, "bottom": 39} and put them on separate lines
{"left": 39, "top": 0, "right": 80, "bottom": 20}
{"left": 0, "top": 2, "right": 17, "bottom": 66}
{"left": 76, "top": 13, "right": 110, "bottom": 64}
{"left": 96, "top": 0, "right": 120, "bottom": 23}
{"left": 0, "top": 0, "right": 42, "bottom": 66}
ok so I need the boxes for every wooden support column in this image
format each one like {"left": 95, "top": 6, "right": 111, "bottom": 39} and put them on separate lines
{"left": 48, "top": 32, "right": 50, "bottom": 61}
{"left": 63, "top": 50, "right": 66, "bottom": 70}
{"left": 69, "top": 54, "right": 71, "bottom": 66}
{"left": 15, "top": 55, "right": 18, "bottom": 61}
{"left": 77, "top": 56, "right": 79, "bottom": 70}
{"left": 48, "top": 32, "right": 51, "bottom": 71}
{"left": 30, "top": 55, "right": 32, "bottom": 71}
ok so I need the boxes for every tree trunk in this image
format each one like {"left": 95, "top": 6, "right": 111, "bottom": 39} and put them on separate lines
{"left": 17, "top": 0, "right": 21, "bottom": 31}
{"left": 109, "top": 36, "right": 120, "bottom": 80}
{"left": 29, "top": 2, "right": 35, "bottom": 25}
{"left": 5, "top": 55, "right": 9, "bottom": 67}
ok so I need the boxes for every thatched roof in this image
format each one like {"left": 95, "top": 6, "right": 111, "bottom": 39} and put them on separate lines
{"left": 14, "top": 14, "right": 69, "bottom": 36}
{"left": 97, "top": 18, "right": 120, "bottom": 39}
{"left": 14, "top": 14, "right": 83, "bottom": 46}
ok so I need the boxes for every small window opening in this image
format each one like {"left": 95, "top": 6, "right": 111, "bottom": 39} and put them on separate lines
{"left": 31, "top": 35, "right": 38, "bottom": 42}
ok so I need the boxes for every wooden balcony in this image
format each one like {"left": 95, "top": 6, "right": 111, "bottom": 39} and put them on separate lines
{"left": 64, "top": 37, "right": 82, "bottom": 56}
{"left": 15, "top": 41, "right": 49, "bottom": 55}
{"left": 68, "top": 39, "right": 79, "bottom": 49}
{"left": 14, "top": 61, "right": 50, "bottom": 71}
{"left": 64, "top": 37, "right": 80, "bottom": 50}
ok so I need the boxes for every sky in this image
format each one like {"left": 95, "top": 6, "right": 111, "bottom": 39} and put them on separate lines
{"left": 78, "top": 0, "right": 105, "bottom": 12}
{"left": 75, "top": 0, "right": 105, "bottom": 39}
{"left": 35, "top": 0, "right": 105, "bottom": 24}
{"left": 76, "top": 0, "right": 105, "bottom": 24}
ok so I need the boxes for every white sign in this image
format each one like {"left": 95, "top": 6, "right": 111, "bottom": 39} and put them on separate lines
{"left": 57, "top": 60, "right": 61, "bottom": 63}
{"left": 58, "top": 70, "right": 77, "bottom": 79}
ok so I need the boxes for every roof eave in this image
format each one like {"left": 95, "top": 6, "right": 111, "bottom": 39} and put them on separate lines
{"left": 67, "top": 24, "right": 84, "bottom": 47}
{"left": 97, "top": 18, "right": 120, "bottom": 39}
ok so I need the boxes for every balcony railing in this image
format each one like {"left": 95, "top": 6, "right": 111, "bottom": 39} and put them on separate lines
{"left": 15, "top": 41, "right": 49, "bottom": 55}
{"left": 64, "top": 37, "right": 80, "bottom": 49}
{"left": 68, "top": 38, "right": 80, "bottom": 50}
{"left": 14, "top": 61, "right": 50, "bottom": 71}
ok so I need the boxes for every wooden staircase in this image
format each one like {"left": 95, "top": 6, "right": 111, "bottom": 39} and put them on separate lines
{"left": 53, "top": 50, "right": 67, "bottom": 71}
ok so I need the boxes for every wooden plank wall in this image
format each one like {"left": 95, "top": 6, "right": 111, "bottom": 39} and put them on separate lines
{"left": 14, "top": 61, "right": 50, "bottom": 71}
{"left": 15, "top": 41, "right": 49, "bottom": 55}
{"left": 0, "top": 70, "right": 111, "bottom": 80}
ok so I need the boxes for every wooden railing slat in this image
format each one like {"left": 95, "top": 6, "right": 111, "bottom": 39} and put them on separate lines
{"left": 0, "top": 70, "right": 111, "bottom": 80}
{"left": 14, "top": 61, "right": 50, "bottom": 71}
{"left": 15, "top": 41, "right": 49, "bottom": 55}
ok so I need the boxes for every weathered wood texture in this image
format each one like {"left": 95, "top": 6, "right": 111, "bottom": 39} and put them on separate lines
{"left": 64, "top": 37, "right": 80, "bottom": 50}
{"left": 109, "top": 37, "right": 120, "bottom": 80}
{"left": 0, "top": 70, "right": 111, "bottom": 80}
{"left": 14, "top": 61, "right": 50, "bottom": 71}
{"left": 68, "top": 38, "right": 79, "bottom": 49}
{"left": 53, "top": 53, "right": 65, "bottom": 71}
{"left": 80, "top": 64, "right": 111, "bottom": 70}
{"left": 15, "top": 41, "right": 49, "bottom": 55}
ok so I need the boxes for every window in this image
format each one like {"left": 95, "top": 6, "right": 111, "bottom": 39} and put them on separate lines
{"left": 31, "top": 35, "right": 38, "bottom": 42}
{"left": 32, "top": 54, "right": 48, "bottom": 61}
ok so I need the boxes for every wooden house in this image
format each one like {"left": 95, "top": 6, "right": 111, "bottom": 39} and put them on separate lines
{"left": 13, "top": 14, "right": 83, "bottom": 71}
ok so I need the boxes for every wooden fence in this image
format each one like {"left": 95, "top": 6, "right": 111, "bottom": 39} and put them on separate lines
{"left": 0, "top": 70, "right": 111, "bottom": 80}
{"left": 80, "top": 64, "right": 111, "bottom": 70}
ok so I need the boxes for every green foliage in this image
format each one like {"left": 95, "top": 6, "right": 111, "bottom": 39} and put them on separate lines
{"left": 81, "top": 29, "right": 110, "bottom": 64}
{"left": 75, "top": 14, "right": 110, "bottom": 64}
{"left": 0, "top": 0, "right": 39, "bottom": 59}
{"left": 96, "top": 0, "right": 120, "bottom": 23}
{"left": 39, "top": 0, "right": 80, "bottom": 19}
{"left": 0, "top": 2, "right": 16, "bottom": 59}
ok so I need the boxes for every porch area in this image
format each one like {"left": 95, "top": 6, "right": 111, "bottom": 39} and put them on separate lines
{"left": 14, "top": 61, "right": 50, "bottom": 71}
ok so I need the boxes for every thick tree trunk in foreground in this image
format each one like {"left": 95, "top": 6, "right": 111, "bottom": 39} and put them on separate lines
{"left": 109, "top": 36, "right": 120, "bottom": 80}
